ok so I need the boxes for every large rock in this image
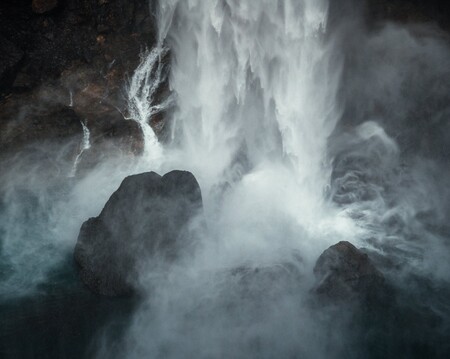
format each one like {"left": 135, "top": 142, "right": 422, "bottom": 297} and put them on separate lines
{"left": 313, "top": 243, "right": 449, "bottom": 357}
{"left": 74, "top": 170, "right": 203, "bottom": 296}
{"left": 313, "top": 241, "right": 387, "bottom": 303}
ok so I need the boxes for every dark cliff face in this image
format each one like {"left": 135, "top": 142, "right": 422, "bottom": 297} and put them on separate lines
{"left": 0, "top": 0, "right": 163, "bottom": 171}
{"left": 366, "top": 0, "right": 450, "bottom": 30}
{"left": 328, "top": 0, "right": 450, "bottom": 33}
{"left": 0, "top": 0, "right": 158, "bottom": 94}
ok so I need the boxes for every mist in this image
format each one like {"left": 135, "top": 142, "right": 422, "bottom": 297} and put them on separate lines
{"left": 1, "top": 0, "right": 450, "bottom": 358}
{"left": 103, "top": 0, "right": 450, "bottom": 357}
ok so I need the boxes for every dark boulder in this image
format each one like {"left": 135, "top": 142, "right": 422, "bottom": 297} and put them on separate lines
{"left": 74, "top": 170, "right": 203, "bottom": 296}
{"left": 312, "top": 246, "right": 448, "bottom": 357}
{"left": 313, "top": 241, "right": 388, "bottom": 304}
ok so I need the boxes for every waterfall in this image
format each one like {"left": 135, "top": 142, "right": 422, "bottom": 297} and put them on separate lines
{"left": 69, "top": 120, "right": 91, "bottom": 178}
{"left": 2, "top": 0, "right": 449, "bottom": 357}
{"left": 116, "top": 2, "right": 362, "bottom": 358}
{"left": 123, "top": 0, "right": 359, "bottom": 289}
{"left": 127, "top": 46, "right": 171, "bottom": 166}
{"left": 150, "top": 0, "right": 346, "bottom": 232}
{"left": 68, "top": 90, "right": 73, "bottom": 107}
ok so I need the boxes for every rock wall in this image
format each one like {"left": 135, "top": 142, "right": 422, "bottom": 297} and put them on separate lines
{"left": 0, "top": 0, "right": 164, "bottom": 171}
{"left": 366, "top": 0, "right": 450, "bottom": 30}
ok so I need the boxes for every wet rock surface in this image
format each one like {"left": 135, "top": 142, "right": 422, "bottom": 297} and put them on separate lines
{"left": 0, "top": 95, "right": 82, "bottom": 152}
{"left": 313, "top": 241, "right": 388, "bottom": 303}
{"left": 0, "top": 0, "right": 165, "bottom": 168}
{"left": 312, "top": 242, "right": 450, "bottom": 358}
{"left": 74, "top": 170, "right": 203, "bottom": 296}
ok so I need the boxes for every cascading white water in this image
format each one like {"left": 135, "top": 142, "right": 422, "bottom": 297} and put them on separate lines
{"left": 159, "top": 0, "right": 336, "bottom": 183}
{"left": 116, "top": 1, "right": 361, "bottom": 358}
{"left": 69, "top": 90, "right": 74, "bottom": 107}
{"left": 127, "top": 46, "right": 171, "bottom": 166}
{"left": 1, "top": 0, "right": 450, "bottom": 357}
{"left": 145, "top": 0, "right": 354, "bottom": 256}
{"left": 69, "top": 120, "right": 91, "bottom": 178}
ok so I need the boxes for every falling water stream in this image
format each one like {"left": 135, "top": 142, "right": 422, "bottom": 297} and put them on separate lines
{"left": 127, "top": 46, "right": 169, "bottom": 164}
{"left": 112, "top": 1, "right": 368, "bottom": 358}
{"left": 69, "top": 120, "right": 91, "bottom": 178}
{"left": 136, "top": 0, "right": 350, "bottom": 236}
{"left": 1, "top": 0, "right": 450, "bottom": 358}
{"left": 116, "top": 1, "right": 450, "bottom": 357}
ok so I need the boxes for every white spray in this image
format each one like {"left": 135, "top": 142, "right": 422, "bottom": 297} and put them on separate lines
{"left": 69, "top": 120, "right": 91, "bottom": 178}
{"left": 127, "top": 46, "right": 171, "bottom": 167}
{"left": 116, "top": 1, "right": 359, "bottom": 358}
{"left": 150, "top": 0, "right": 351, "bottom": 253}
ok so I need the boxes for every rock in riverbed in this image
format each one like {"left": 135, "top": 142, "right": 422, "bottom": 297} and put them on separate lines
{"left": 313, "top": 241, "right": 387, "bottom": 303}
{"left": 74, "top": 170, "right": 203, "bottom": 296}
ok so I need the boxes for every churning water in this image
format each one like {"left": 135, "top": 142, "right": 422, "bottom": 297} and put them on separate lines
{"left": 1, "top": 0, "right": 450, "bottom": 358}
{"left": 113, "top": 1, "right": 450, "bottom": 357}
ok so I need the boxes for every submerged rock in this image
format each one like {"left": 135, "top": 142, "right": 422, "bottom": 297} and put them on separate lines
{"left": 74, "top": 170, "right": 203, "bottom": 296}
{"left": 313, "top": 241, "right": 387, "bottom": 303}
